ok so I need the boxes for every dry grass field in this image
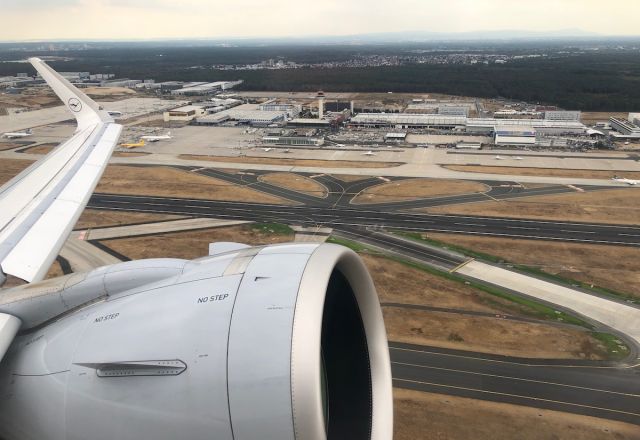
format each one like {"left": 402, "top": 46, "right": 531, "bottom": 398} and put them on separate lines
{"left": 75, "top": 209, "right": 184, "bottom": 230}
{"left": 95, "top": 165, "right": 292, "bottom": 204}
{"left": 259, "top": 172, "right": 328, "bottom": 197}
{"left": 427, "top": 233, "right": 640, "bottom": 299}
{"left": 352, "top": 179, "right": 487, "bottom": 204}
{"left": 362, "top": 255, "right": 610, "bottom": 360}
{"left": 101, "top": 225, "right": 293, "bottom": 261}
{"left": 394, "top": 389, "right": 640, "bottom": 440}
{"left": 0, "top": 159, "right": 34, "bottom": 184}
{"left": 384, "top": 307, "right": 609, "bottom": 360}
{"left": 21, "top": 143, "right": 58, "bottom": 154}
{"left": 427, "top": 187, "right": 640, "bottom": 225}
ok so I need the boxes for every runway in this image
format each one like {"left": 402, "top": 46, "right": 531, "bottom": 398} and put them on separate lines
{"left": 88, "top": 193, "right": 640, "bottom": 247}
{"left": 390, "top": 342, "right": 640, "bottom": 425}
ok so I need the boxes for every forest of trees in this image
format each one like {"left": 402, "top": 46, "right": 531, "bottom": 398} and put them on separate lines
{"left": 1, "top": 44, "right": 639, "bottom": 111}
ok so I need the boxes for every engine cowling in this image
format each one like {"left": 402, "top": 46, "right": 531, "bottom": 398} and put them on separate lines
{"left": 0, "top": 243, "right": 392, "bottom": 440}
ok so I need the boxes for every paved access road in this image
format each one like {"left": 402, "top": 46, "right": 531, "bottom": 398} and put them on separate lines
{"left": 390, "top": 342, "right": 640, "bottom": 425}
{"left": 88, "top": 193, "right": 640, "bottom": 247}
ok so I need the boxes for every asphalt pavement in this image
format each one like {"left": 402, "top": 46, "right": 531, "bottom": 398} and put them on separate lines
{"left": 88, "top": 193, "right": 640, "bottom": 247}
{"left": 390, "top": 342, "right": 640, "bottom": 425}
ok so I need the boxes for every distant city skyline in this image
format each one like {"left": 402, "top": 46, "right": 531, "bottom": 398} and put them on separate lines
{"left": 1, "top": 0, "right": 639, "bottom": 42}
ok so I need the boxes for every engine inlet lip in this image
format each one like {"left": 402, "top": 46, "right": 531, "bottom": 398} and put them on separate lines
{"left": 290, "top": 244, "right": 393, "bottom": 440}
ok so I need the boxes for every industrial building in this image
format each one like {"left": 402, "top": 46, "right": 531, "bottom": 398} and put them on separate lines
{"left": 349, "top": 114, "right": 466, "bottom": 129}
{"left": 628, "top": 113, "right": 640, "bottom": 126}
{"left": 193, "top": 114, "right": 231, "bottom": 126}
{"left": 220, "top": 109, "right": 287, "bottom": 126}
{"left": 438, "top": 105, "right": 470, "bottom": 117}
{"left": 494, "top": 126, "right": 537, "bottom": 146}
{"left": 262, "top": 136, "right": 324, "bottom": 146}
{"left": 171, "top": 80, "right": 243, "bottom": 96}
{"left": 385, "top": 133, "right": 407, "bottom": 142}
{"left": 163, "top": 105, "right": 207, "bottom": 122}
{"left": 258, "top": 103, "right": 301, "bottom": 118}
{"left": 544, "top": 110, "right": 581, "bottom": 121}
{"left": 349, "top": 113, "right": 586, "bottom": 135}
{"left": 467, "top": 118, "right": 586, "bottom": 135}
{"left": 288, "top": 119, "right": 332, "bottom": 128}
{"left": 610, "top": 117, "right": 640, "bottom": 138}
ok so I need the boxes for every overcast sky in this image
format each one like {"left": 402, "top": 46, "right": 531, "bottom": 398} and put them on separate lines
{"left": 1, "top": 0, "right": 638, "bottom": 41}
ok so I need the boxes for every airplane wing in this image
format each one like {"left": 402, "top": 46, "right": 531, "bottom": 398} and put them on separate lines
{"left": 0, "top": 58, "right": 122, "bottom": 284}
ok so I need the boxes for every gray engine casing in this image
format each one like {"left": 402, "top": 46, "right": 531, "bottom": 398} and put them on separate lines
{"left": 0, "top": 243, "right": 393, "bottom": 440}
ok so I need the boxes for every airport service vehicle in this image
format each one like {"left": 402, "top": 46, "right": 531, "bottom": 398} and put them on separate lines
{"left": 2, "top": 129, "right": 32, "bottom": 139}
{"left": 0, "top": 59, "right": 393, "bottom": 440}
{"left": 141, "top": 131, "right": 172, "bottom": 142}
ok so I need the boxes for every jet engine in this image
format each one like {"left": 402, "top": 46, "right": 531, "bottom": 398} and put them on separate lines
{"left": 0, "top": 243, "right": 393, "bottom": 440}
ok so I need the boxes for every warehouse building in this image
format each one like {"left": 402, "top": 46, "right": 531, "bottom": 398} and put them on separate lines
{"left": 258, "top": 103, "right": 301, "bottom": 118}
{"left": 438, "top": 105, "right": 470, "bottom": 117}
{"left": 544, "top": 110, "right": 581, "bottom": 121}
{"left": 193, "top": 114, "right": 231, "bottom": 126}
{"left": 494, "top": 126, "right": 537, "bottom": 146}
{"left": 171, "top": 80, "right": 243, "bottom": 96}
{"left": 349, "top": 114, "right": 466, "bottom": 129}
{"left": 222, "top": 109, "right": 287, "bottom": 126}
{"left": 262, "top": 136, "right": 324, "bottom": 146}
{"left": 467, "top": 118, "right": 586, "bottom": 135}
{"left": 163, "top": 105, "right": 207, "bottom": 122}
{"left": 385, "top": 132, "right": 407, "bottom": 142}
{"left": 610, "top": 117, "right": 640, "bottom": 138}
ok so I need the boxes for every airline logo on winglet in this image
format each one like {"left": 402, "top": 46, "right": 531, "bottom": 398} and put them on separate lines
{"left": 68, "top": 97, "right": 83, "bottom": 112}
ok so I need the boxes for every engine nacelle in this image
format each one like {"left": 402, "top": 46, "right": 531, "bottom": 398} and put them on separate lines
{"left": 0, "top": 243, "right": 392, "bottom": 440}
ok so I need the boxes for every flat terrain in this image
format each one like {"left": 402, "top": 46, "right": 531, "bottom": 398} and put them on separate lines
{"left": 384, "top": 307, "right": 608, "bottom": 360}
{"left": 428, "top": 187, "right": 640, "bottom": 225}
{"left": 258, "top": 172, "right": 328, "bottom": 197}
{"left": 0, "top": 141, "right": 24, "bottom": 151}
{"left": 20, "top": 143, "right": 58, "bottom": 154}
{"left": 75, "top": 209, "right": 184, "bottom": 230}
{"left": 95, "top": 165, "right": 291, "bottom": 204}
{"left": 0, "top": 159, "right": 34, "bottom": 184}
{"left": 364, "top": 254, "right": 531, "bottom": 315}
{"left": 394, "top": 389, "right": 640, "bottom": 440}
{"left": 361, "top": 255, "right": 610, "bottom": 360}
{"left": 100, "top": 224, "right": 293, "bottom": 261}
{"left": 444, "top": 165, "right": 640, "bottom": 180}
{"left": 112, "top": 151, "right": 151, "bottom": 157}
{"left": 352, "top": 178, "right": 487, "bottom": 204}
{"left": 427, "top": 233, "right": 640, "bottom": 299}
{"left": 580, "top": 112, "right": 629, "bottom": 125}
{"left": 178, "top": 154, "right": 402, "bottom": 168}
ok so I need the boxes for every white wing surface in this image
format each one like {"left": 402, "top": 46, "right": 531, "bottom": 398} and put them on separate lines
{"left": 0, "top": 58, "right": 122, "bottom": 283}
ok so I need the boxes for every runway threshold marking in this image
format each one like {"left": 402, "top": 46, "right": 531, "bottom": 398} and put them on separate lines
{"left": 393, "top": 378, "right": 640, "bottom": 418}
{"left": 389, "top": 346, "right": 640, "bottom": 370}
{"left": 392, "top": 361, "right": 640, "bottom": 398}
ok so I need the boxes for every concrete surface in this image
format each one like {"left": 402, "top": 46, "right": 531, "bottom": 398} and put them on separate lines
{"left": 456, "top": 260, "right": 640, "bottom": 347}
{"left": 83, "top": 218, "right": 251, "bottom": 240}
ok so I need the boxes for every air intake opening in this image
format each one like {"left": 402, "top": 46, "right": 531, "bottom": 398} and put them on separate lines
{"left": 321, "top": 269, "right": 372, "bottom": 440}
